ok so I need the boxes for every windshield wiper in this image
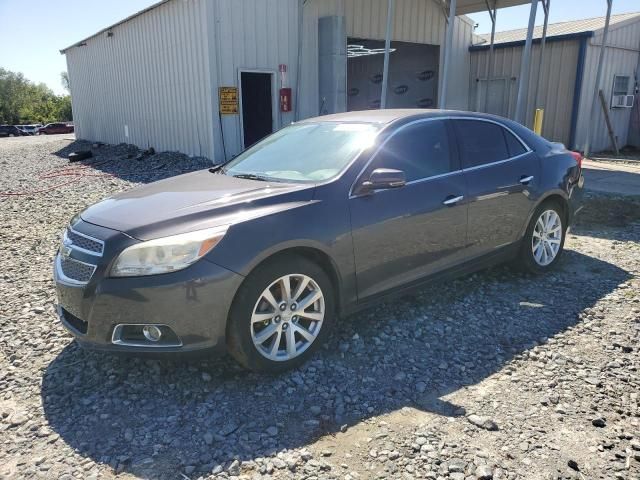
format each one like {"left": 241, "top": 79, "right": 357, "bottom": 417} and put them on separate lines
{"left": 232, "top": 173, "right": 269, "bottom": 182}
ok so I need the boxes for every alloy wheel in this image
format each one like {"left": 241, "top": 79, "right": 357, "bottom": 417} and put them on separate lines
{"left": 250, "top": 274, "right": 325, "bottom": 362}
{"left": 531, "top": 209, "right": 562, "bottom": 266}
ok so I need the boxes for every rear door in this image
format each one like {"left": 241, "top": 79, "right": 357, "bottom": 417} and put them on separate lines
{"left": 349, "top": 119, "right": 468, "bottom": 300}
{"left": 453, "top": 118, "right": 539, "bottom": 257}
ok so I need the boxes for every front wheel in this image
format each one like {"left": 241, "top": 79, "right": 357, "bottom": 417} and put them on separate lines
{"left": 518, "top": 201, "right": 566, "bottom": 273}
{"left": 226, "top": 255, "right": 335, "bottom": 373}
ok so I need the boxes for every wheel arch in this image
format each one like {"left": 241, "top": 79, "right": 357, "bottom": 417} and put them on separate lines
{"left": 536, "top": 192, "right": 570, "bottom": 225}
{"left": 519, "top": 190, "right": 569, "bottom": 239}
{"left": 233, "top": 244, "right": 344, "bottom": 318}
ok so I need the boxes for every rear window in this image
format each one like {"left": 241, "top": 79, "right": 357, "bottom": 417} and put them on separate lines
{"left": 503, "top": 129, "right": 527, "bottom": 157}
{"left": 453, "top": 120, "right": 509, "bottom": 168}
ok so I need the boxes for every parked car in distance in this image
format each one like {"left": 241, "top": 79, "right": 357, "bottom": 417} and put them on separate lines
{"left": 16, "top": 124, "right": 41, "bottom": 135}
{"left": 38, "top": 123, "right": 74, "bottom": 135}
{"left": 0, "top": 125, "right": 29, "bottom": 137}
{"left": 54, "top": 110, "right": 584, "bottom": 372}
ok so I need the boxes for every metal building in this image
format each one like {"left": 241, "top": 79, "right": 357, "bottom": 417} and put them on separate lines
{"left": 470, "top": 12, "right": 640, "bottom": 152}
{"left": 62, "top": 0, "right": 533, "bottom": 162}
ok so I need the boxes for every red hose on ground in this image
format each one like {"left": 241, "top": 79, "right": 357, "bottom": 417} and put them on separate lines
{"left": 0, "top": 157, "right": 190, "bottom": 197}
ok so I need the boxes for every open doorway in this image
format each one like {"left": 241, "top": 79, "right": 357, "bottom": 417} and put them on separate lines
{"left": 347, "top": 38, "right": 439, "bottom": 110}
{"left": 240, "top": 71, "right": 274, "bottom": 148}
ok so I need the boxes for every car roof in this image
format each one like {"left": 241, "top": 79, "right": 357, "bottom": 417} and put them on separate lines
{"left": 298, "top": 109, "right": 507, "bottom": 126}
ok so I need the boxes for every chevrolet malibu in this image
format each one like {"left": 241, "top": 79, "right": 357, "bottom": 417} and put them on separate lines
{"left": 54, "top": 110, "right": 584, "bottom": 372}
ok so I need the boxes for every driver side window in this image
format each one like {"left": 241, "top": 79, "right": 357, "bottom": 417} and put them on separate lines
{"left": 370, "top": 120, "right": 453, "bottom": 182}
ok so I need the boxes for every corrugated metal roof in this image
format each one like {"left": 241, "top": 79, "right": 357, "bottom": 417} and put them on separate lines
{"left": 475, "top": 11, "right": 640, "bottom": 46}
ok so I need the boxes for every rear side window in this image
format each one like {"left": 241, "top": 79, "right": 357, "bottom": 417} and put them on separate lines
{"left": 504, "top": 129, "right": 527, "bottom": 157}
{"left": 453, "top": 120, "right": 509, "bottom": 168}
{"left": 371, "top": 120, "right": 453, "bottom": 182}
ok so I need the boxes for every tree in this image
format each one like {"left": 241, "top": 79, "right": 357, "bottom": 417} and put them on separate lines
{"left": 61, "top": 71, "right": 70, "bottom": 93}
{"left": 0, "top": 67, "right": 73, "bottom": 124}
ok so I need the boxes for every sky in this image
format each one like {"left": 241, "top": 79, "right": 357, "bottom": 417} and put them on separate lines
{"left": 467, "top": 0, "right": 640, "bottom": 35}
{"left": 0, "top": 0, "right": 639, "bottom": 96}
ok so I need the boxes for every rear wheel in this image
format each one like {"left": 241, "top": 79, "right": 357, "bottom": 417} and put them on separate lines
{"left": 518, "top": 201, "right": 566, "bottom": 273}
{"left": 226, "top": 255, "right": 335, "bottom": 373}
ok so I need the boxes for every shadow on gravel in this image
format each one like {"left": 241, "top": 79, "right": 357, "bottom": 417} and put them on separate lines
{"left": 41, "top": 250, "right": 630, "bottom": 479}
{"left": 571, "top": 194, "right": 640, "bottom": 242}
{"left": 52, "top": 140, "right": 212, "bottom": 184}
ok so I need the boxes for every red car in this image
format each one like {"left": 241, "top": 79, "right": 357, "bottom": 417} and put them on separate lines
{"left": 38, "top": 123, "right": 74, "bottom": 135}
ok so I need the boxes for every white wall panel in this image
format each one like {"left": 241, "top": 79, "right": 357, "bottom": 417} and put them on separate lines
{"left": 212, "top": 0, "right": 300, "bottom": 159}
{"left": 65, "top": 0, "right": 216, "bottom": 159}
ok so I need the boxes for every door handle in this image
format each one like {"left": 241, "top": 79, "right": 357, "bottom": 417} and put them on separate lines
{"left": 443, "top": 195, "right": 464, "bottom": 206}
{"left": 519, "top": 175, "right": 534, "bottom": 185}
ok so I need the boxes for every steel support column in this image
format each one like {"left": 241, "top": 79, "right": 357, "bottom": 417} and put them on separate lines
{"left": 514, "top": 0, "right": 538, "bottom": 124}
{"left": 532, "top": 0, "right": 550, "bottom": 112}
{"left": 380, "top": 0, "right": 395, "bottom": 109}
{"left": 584, "top": 0, "right": 613, "bottom": 157}
{"left": 439, "top": 0, "right": 457, "bottom": 109}
{"left": 483, "top": 0, "right": 497, "bottom": 112}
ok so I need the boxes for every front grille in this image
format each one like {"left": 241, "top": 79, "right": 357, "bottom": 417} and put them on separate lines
{"left": 60, "top": 256, "right": 96, "bottom": 283}
{"left": 60, "top": 307, "right": 88, "bottom": 334}
{"left": 65, "top": 228, "right": 103, "bottom": 255}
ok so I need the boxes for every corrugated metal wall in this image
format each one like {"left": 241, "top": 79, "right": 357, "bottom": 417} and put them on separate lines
{"left": 574, "top": 20, "right": 640, "bottom": 152}
{"left": 299, "top": 0, "right": 474, "bottom": 119}
{"left": 211, "top": 0, "right": 299, "bottom": 159}
{"left": 469, "top": 39, "right": 581, "bottom": 145}
{"left": 66, "top": 0, "right": 473, "bottom": 161}
{"left": 65, "top": 0, "right": 216, "bottom": 158}
{"left": 629, "top": 60, "right": 640, "bottom": 148}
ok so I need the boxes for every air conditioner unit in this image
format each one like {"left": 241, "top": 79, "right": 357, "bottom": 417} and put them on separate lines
{"left": 611, "top": 94, "right": 634, "bottom": 108}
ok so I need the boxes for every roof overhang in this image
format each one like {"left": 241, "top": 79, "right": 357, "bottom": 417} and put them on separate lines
{"left": 452, "top": 0, "right": 535, "bottom": 15}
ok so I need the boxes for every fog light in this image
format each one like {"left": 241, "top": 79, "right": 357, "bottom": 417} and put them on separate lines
{"left": 142, "top": 325, "right": 162, "bottom": 342}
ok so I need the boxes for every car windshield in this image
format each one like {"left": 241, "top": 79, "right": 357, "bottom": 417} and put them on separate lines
{"left": 223, "top": 122, "right": 380, "bottom": 183}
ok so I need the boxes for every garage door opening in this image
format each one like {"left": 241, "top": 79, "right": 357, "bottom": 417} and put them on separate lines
{"left": 240, "top": 71, "right": 274, "bottom": 148}
{"left": 347, "top": 38, "right": 439, "bottom": 111}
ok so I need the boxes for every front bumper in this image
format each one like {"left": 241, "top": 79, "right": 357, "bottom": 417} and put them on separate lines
{"left": 54, "top": 253, "right": 244, "bottom": 354}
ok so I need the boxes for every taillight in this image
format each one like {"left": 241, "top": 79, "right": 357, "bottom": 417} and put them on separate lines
{"left": 570, "top": 151, "right": 583, "bottom": 169}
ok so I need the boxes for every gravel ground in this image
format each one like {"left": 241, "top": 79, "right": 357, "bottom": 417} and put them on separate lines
{"left": 0, "top": 135, "right": 639, "bottom": 480}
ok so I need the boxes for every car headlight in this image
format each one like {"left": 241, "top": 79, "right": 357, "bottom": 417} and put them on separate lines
{"left": 110, "top": 226, "right": 228, "bottom": 277}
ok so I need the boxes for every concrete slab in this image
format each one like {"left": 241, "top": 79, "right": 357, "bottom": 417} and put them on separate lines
{"left": 582, "top": 159, "right": 640, "bottom": 196}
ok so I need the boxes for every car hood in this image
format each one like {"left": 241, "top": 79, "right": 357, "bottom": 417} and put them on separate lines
{"left": 80, "top": 169, "right": 316, "bottom": 240}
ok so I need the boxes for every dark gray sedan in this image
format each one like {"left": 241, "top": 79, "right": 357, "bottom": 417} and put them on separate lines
{"left": 54, "top": 110, "right": 584, "bottom": 372}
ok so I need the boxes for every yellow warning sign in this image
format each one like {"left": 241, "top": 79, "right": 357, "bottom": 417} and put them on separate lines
{"left": 219, "top": 87, "right": 239, "bottom": 114}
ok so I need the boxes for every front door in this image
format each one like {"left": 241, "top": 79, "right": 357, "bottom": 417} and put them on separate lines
{"left": 452, "top": 118, "right": 540, "bottom": 257}
{"left": 349, "top": 119, "right": 468, "bottom": 301}
{"left": 241, "top": 72, "right": 274, "bottom": 148}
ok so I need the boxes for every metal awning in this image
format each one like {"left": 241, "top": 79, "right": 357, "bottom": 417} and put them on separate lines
{"left": 450, "top": 0, "right": 533, "bottom": 15}
{"left": 378, "top": 0, "right": 541, "bottom": 109}
{"left": 379, "top": 0, "right": 612, "bottom": 155}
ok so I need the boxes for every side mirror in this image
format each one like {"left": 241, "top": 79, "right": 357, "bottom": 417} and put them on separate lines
{"left": 358, "top": 168, "right": 406, "bottom": 194}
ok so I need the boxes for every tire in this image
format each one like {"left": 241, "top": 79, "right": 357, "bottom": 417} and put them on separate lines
{"left": 518, "top": 200, "right": 566, "bottom": 274}
{"left": 68, "top": 150, "right": 93, "bottom": 162}
{"left": 226, "top": 254, "right": 335, "bottom": 373}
